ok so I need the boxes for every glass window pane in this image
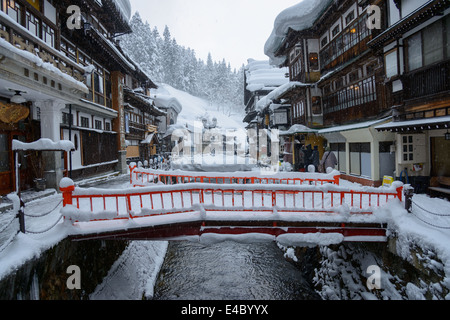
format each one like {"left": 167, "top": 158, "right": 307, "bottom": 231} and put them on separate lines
{"left": 446, "top": 15, "right": 450, "bottom": 58}
{"left": 385, "top": 50, "right": 398, "bottom": 78}
{"left": 408, "top": 33, "right": 423, "bottom": 71}
{"left": 423, "top": 20, "right": 443, "bottom": 65}
{"left": 0, "top": 134, "right": 10, "bottom": 172}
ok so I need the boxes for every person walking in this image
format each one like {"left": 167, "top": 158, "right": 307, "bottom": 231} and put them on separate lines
{"left": 319, "top": 147, "right": 338, "bottom": 172}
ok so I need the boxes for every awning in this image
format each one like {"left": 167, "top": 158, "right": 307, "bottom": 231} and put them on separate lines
{"left": 141, "top": 133, "right": 158, "bottom": 145}
{"left": 319, "top": 118, "right": 391, "bottom": 134}
{"left": 280, "top": 124, "right": 319, "bottom": 136}
{"left": 375, "top": 116, "right": 450, "bottom": 132}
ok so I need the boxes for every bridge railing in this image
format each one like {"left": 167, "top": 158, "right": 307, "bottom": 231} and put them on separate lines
{"left": 129, "top": 164, "right": 341, "bottom": 187}
{"left": 60, "top": 178, "right": 404, "bottom": 224}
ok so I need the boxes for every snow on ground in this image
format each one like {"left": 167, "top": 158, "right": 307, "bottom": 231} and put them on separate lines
{"left": 162, "top": 84, "right": 246, "bottom": 131}
{"left": 1, "top": 173, "right": 450, "bottom": 299}
{"left": 90, "top": 241, "right": 168, "bottom": 300}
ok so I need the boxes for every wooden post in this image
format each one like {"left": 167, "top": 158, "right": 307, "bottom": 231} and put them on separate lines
{"left": 60, "top": 178, "right": 75, "bottom": 207}
{"left": 129, "top": 164, "right": 136, "bottom": 185}
{"left": 404, "top": 185, "right": 414, "bottom": 213}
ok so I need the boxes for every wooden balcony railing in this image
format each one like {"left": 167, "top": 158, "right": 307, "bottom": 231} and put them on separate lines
{"left": 0, "top": 15, "right": 85, "bottom": 83}
{"left": 402, "top": 60, "right": 450, "bottom": 101}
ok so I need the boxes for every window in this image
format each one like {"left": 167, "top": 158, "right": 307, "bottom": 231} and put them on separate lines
{"left": 73, "top": 134, "right": 78, "bottom": 151}
{"left": 332, "top": 25, "right": 340, "bottom": 37}
{"left": 2, "top": 0, "right": 22, "bottom": 25}
{"left": 348, "top": 70, "right": 359, "bottom": 83}
{"left": 309, "top": 53, "right": 319, "bottom": 71}
{"left": 62, "top": 112, "right": 73, "bottom": 126}
{"left": 311, "top": 97, "right": 322, "bottom": 115}
{"left": 345, "top": 11, "right": 355, "bottom": 25}
{"left": 446, "top": 15, "right": 450, "bottom": 58}
{"left": 105, "top": 122, "right": 111, "bottom": 132}
{"left": 407, "top": 19, "right": 447, "bottom": 71}
{"left": 330, "top": 143, "right": 346, "bottom": 172}
{"left": 323, "top": 76, "right": 376, "bottom": 114}
{"left": 385, "top": 50, "right": 398, "bottom": 78}
{"left": 42, "top": 22, "right": 55, "bottom": 47}
{"left": 0, "top": 133, "right": 10, "bottom": 172}
{"left": 80, "top": 116, "right": 89, "bottom": 128}
{"left": 321, "top": 36, "right": 328, "bottom": 48}
{"left": 95, "top": 120, "right": 102, "bottom": 130}
{"left": 26, "top": 11, "right": 41, "bottom": 38}
{"left": 350, "top": 143, "right": 371, "bottom": 178}
{"left": 423, "top": 20, "right": 443, "bottom": 65}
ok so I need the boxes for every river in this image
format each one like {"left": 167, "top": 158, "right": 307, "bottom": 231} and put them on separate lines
{"left": 83, "top": 174, "right": 322, "bottom": 300}
{"left": 153, "top": 241, "right": 321, "bottom": 300}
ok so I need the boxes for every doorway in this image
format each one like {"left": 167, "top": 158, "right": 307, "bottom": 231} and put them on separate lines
{"left": 431, "top": 137, "right": 450, "bottom": 177}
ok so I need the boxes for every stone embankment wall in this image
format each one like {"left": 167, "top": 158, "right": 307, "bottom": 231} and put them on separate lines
{"left": 283, "top": 242, "right": 448, "bottom": 300}
{"left": 0, "top": 238, "right": 129, "bottom": 300}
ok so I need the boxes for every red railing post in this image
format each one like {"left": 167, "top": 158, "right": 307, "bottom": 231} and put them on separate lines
{"left": 129, "top": 164, "right": 137, "bottom": 185}
{"left": 334, "top": 175, "right": 340, "bottom": 185}
{"left": 60, "top": 178, "right": 75, "bottom": 207}
{"left": 396, "top": 186, "right": 404, "bottom": 202}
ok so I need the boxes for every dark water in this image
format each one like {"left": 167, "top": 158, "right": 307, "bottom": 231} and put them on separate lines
{"left": 153, "top": 241, "right": 321, "bottom": 300}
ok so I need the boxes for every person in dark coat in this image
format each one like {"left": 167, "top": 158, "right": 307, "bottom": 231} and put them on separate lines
{"left": 310, "top": 145, "right": 320, "bottom": 172}
{"left": 303, "top": 144, "right": 313, "bottom": 170}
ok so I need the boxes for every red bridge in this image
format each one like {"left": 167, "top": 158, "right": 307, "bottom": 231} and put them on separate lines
{"left": 60, "top": 169, "right": 404, "bottom": 245}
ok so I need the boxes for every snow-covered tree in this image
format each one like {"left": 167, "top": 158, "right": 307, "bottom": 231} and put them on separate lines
{"left": 119, "top": 13, "right": 245, "bottom": 115}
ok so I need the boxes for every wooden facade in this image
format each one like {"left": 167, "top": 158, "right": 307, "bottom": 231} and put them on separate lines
{"left": 0, "top": 0, "right": 161, "bottom": 194}
{"left": 262, "top": 0, "right": 449, "bottom": 187}
{"left": 371, "top": 0, "right": 450, "bottom": 190}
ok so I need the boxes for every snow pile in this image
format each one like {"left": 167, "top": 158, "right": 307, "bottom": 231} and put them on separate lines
{"left": 264, "top": 0, "right": 333, "bottom": 65}
{"left": 245, "top": 59, "right": 289, "bottom": 92}
{"left": 255, "top": 81, "right": 307, "bottom": 112}
{"left": 12, "top": 138, "right": 75, "bottom": 152}
{"left": 90, "top": 241, "right": 168, "bottom": 300}
{"left": 109, "top": 0, "right": 132, "bottom": 22}
{"left": 150, "top": 85, "right": 183, "bottom": 114}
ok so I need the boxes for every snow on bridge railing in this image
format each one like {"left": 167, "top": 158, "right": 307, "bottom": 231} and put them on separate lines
{"left": 59, "top": 177, "right": 404, "bottom": 224}
{"left": 128, "top": 164, "right": 341, "bottom": 187}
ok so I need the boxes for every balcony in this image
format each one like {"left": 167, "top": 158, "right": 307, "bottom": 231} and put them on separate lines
{"left": 0, "top": 13, "right": 85, "bottom": 84}
{"left": 402, "top": 60, "right": 450, "bottom": 101}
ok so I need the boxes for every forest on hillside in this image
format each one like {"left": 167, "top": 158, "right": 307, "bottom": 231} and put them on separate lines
{"left": 119, "top": 13, "right": 246, "bottom": 116}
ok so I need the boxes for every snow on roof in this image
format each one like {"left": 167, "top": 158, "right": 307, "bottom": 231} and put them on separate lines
{"left": 109, "top": 0, "right": 132, "bottom": 22}
{"left": 12, "top": 138, "right": 75, "bottom": 152}
{"left": 375, "top": 115, "right": 450, "bottom": 131}
{"left": 319, "top": 118, "right": 392, "bottom": 134}
{"left": 245, "top": 59, "right": 289, "bottom": 92}
{"left": 256, "top": 81, "right": 308, "bottom": 112}
{"left": 264, "top": 0, "right": 333, "bottom": 65}
{"left": 150, "top": 95, "right": 182, "bottom": 115}
{"left": 280, "top": 124, "right": 319, "bottom": 136}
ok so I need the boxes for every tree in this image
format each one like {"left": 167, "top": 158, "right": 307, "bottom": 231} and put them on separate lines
{"left": 119, "top": 13, "right": 245, "bottom": 115}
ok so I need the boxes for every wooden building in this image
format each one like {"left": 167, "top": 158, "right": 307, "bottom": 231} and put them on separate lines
{"left": 0, "top": 0, "right": 160, "bottom": 195}
{"left": 264, "top": 0, "right": 397, "bottom": 185}
{"left": 370, "top": 0, "right": 450, "bottom": 192}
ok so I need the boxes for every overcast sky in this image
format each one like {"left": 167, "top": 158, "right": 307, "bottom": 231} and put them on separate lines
{"left": 128, "top": 0, "right": 301, "bottom": 70}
